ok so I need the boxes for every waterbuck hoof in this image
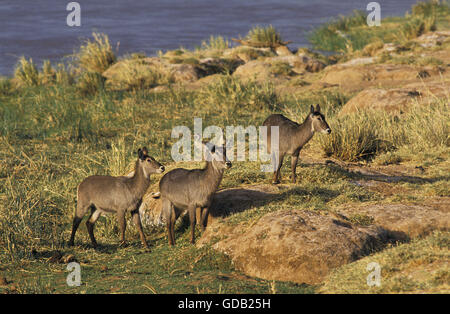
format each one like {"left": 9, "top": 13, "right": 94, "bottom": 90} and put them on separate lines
{"left": 272, "top": 180, "right": 280, "bottom": 185}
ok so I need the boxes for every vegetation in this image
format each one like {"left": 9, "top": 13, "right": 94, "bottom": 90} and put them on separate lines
{"left": 320, "top": 231, "right": 449, "bottom": 293}
{"left": 0, "top": 1, "right": 449, "bottom": 294}
{"left": 240, "top": 25, "right": 286, "bottom": 47}
{"left": 318, "top": 100, "right": 450, "bottom": 161}
{"left": 309, "top": 0, "right": 449, "bottom": 52}
{"left": 74, "top": 32, "right": 117, "bottom": 74}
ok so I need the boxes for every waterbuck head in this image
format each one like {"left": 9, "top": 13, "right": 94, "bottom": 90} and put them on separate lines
{"left": 310, "top": 104, "right": 331, "bottom": 134}
{"left": 137, "top": 147, "right": 165, "bottom": 177}
{"left": 204, "top": 142, "right": 232, "bottom": 170}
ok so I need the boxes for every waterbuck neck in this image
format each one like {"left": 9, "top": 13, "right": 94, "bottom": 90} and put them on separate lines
{"left": 294, "top": 116, "right": 315, "bottom": 147}
{"left": 204, "top": 160, "right": 225, "bottom": 191}
{"left": 128, "top": 160, "right": 151, "bottom": 197}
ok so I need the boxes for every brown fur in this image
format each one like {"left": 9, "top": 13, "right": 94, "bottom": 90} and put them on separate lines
{"left": 263, "top": 104, "right": 331, "bottom": 183}
{"left": 68, "top": 147, "right": 165, "bottom": 249}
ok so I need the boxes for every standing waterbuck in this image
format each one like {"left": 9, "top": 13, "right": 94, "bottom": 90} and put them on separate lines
{"left": 263, "top": 104, "right": 331, "bottom": 184}
{"left": 159, "top": 142, "right": 231, "bottom": 246}
{"left": 68, "top": 147, "right": 165, "bottom": 249}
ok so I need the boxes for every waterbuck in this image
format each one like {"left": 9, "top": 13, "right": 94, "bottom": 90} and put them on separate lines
{"left": 263, "top": 104, "right": 331, "bottom": 184}
{"left": 159, "top": 142, "right": 231, "bottom": 246}
{"left": 68, "top": 147, "right": 165, "bottom": 249}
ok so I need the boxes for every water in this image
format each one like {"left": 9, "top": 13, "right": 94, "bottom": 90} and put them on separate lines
{"left": 0, "top": 0, "right": 420, "bottom": 75}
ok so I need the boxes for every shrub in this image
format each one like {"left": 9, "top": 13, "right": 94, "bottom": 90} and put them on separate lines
{"left": 244, "top": 25, "right": 285, "bottom": 47}
{"left": 14, "top": 57, "right": 40, "bottom": 87}
{"left": 0, "top": 77, "right": 13, "bottom": 96}
{"left": 318, "top": 111, "right": 384, "bottom": 161}
{"left": 75, "top": 32, "right": 117, "bottom": 74}
{"left": 201, "top": 35, "right": 230, "bottom": 50}
{"left": 319, "top": 99, "right": 449, "bottom": 161}
{"left": 39, "top": 60, "right": 56, "bottom": 85}
{"left": 412, "top": 0, "right": 449, "bottom": 17}
{"left": 77, "top": 71, "right": 106, "bottom": 96}
{"left": 398, "top": 15, "right": 436, "bottom": 41}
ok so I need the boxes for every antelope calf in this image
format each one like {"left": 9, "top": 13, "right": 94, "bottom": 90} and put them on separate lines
{"left": 159, "top": 142, "right": 231, "bottom": 246}
{"left": 68, "top": 147, "right": 165, "bottom": 249}
{"left": 263, "top": 104, "right": 331, "bottom": 184}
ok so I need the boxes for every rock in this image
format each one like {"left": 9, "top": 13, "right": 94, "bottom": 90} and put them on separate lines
{"left": 338, "top": 204, "right": 450, "bottom": 240}
{"left": 275, "top": 45, "right": 293, "bottom": 56}
{"left": 321, "top": 64, "right": 442, "bottom": 91}
{"left": 198, "top": 210, "right": 390, "bottom": 284}
{"left": 170, "top": 63, "right": 200, "bottom": 83}
{"left": 273, "top": 55, "right": 325, "bottom": 73}
{"left": 414, "top": 31, "right": 450, "bottom": 48}
{"left": 232, "top": 60, "right": 274, "bottom": 81}
{"left": 340, "top": 80, "right": 450, "bottom": 114}
{"left": 339, "top": 57, "right": 375, "bottom": 66}
{"left": 198, "top": 57, "right": 244, "bottom": 75}
{"left": 223, "top": 46, "right": 275, "bottom": 63}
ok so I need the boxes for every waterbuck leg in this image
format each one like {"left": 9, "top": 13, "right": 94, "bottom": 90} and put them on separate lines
{"left": 273, "top": 154, "right": 284, "bottom": 184}
{"left": 291, "top": 152, "right": 299, "bottom": 184}
{"left": 200, "top": 207, "right": 209, "bottom": 231}
{"left": 131, "top": 208, "right": 148, "bottom": 249}
{"left": 188, "top": 205, "right": 197, "bottom": 244}
{"left": 68, "top": 201, "right": 90, "bottom": 246}
{"left": 68, "top": 217, "right": 82, "bottom": 246}
{"left": 86, "top": 207, "right": 102, "bottom": 248}
{"left": 163, "top": 199, "right": 176, "bottom": 246}
{"left": 117, "top": 210, "right": 127, "bottom": 247}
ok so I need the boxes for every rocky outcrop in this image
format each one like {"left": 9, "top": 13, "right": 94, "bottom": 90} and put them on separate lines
{"left": 340, "top": 80, "right": 450, "bottom": 113}
{"left": 337, "top": 203, "right": 450, "bottom": 240}
{"left": 321, "top": 63, "right": 444, "bottom": 91}
{"left": 198, "top": 209, "right": 390, "bottom": 284}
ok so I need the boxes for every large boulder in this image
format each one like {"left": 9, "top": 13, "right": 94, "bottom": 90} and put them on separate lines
{"left": 340, "top": 80, "right": 450, "bottom": 114}
{"left": 321, "top": 64, "right": 443, "bottom": 91}
{"left": 223, "top": 46, "right": 275, "bottom": 63}
{"left": 337, "top": 203, "right": 450, "bottom": 240}
{"left": 198, "top": 209, "right": 390, "bottom": 284}
{"left": 102, "top": 57, "right": 204, "bottom": 90}
{"left": 232, "top": 60, "right": 274, "bottom": 81}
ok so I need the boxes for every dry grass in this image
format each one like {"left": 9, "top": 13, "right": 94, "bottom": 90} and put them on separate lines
{"left": 320, "top": 231, "right": 450, "bottom": 293}
{"left": 75, "top": 33, "right": 117, "bottom": 74}
{"left": 14, "top": 57, "right": 40, "bottom": 87}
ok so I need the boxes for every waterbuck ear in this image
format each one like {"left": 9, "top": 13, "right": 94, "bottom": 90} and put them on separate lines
{"left": 138, "top": 148, "right": 145, "bottom": 160}
{"left": 315, "top": 104, "right": 321, "bottom": 112}
{"left": 202, "top": 141, "right": 215, "bottom": 153}
{"left": 141, "top": 147, "right": 149, "bottom": 155}
{"left": 310, "top": 105, "right": 315, "bottom": 114}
